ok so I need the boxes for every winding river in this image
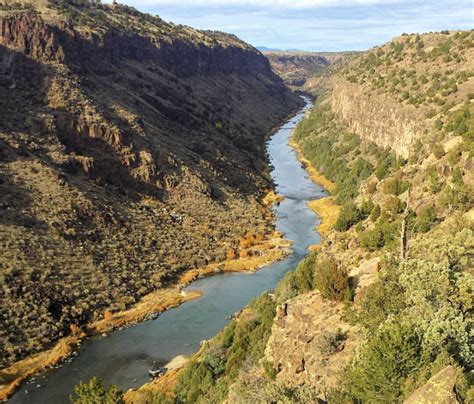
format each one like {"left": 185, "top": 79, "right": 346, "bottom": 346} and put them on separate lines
{"left": 10, "top": 98, "right": 326, "bottom": 403}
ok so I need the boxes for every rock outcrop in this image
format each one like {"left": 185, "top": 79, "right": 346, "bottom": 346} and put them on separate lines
{"left": 331, "top": 79, "right": 429, "bottom": 158}
{"left": 265, "top": 290, "right": 358, "bottom": 399}
{"left": 404, "top": 366, "right": 458, "bottom": 404}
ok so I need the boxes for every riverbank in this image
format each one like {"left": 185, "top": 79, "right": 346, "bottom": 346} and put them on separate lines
{"left": 0, "top": 289, "right": 203, "bottom": 402}
{"left": 0, "top": 212, "right": 292, "bottom": 403}
{"left": 5, "top": 100, "right": 315, "bottom": 403}
{"left": 288, "top": 138, "right": 340, "bottom": 238}
{"left": 179, "top": 231, "right": 292, "bottom": 285}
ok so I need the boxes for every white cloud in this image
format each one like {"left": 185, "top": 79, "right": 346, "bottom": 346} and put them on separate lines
{"left": 103, "top": 0, "right": 473, "bottom": 51}
{"left": 106, "top": 0, "right": 403, "bottom": 9}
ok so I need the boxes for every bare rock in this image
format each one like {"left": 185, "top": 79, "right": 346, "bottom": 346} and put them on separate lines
{"left": 265, "top": 290, "right": 357, "bottom": 396}
{"left": 404, "top": 366, "right": 458, "bottom": 404}
{"left": 348, "top": 257, "right": 380, "bottom": 302}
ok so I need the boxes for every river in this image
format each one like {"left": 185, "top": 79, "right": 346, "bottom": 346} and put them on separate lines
{"left": 10, "top": 98, "right": 326, "bottom": 403}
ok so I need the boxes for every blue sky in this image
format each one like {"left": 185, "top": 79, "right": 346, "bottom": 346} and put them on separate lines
{"left": 105, "top": 1, "right": 474, "bottom": 51}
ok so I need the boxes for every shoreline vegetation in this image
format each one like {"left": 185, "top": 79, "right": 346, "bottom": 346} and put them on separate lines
{"left": 0, "top": 192, "right": 292, "bottom": 402}
{"left": 288, "top": 138, "right": 340, "bottom": 239}
{"left": 122, "top": 130, "right": 341, "bottom": 402}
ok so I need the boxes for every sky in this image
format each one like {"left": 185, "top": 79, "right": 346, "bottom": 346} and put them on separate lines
{"left": 104, "top": 0, "right": 474, "bottom": 51}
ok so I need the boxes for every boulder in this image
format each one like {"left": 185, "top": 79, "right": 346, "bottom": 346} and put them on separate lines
{"left": 404, "top": 366, "right": 458, "bottom": 404}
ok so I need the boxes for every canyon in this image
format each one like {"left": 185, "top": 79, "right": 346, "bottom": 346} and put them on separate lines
{"left": 0, "top": 2, "right": 473, "bottom": 403}
{"left": 0, "top": 0, "right": 302, "bottom": 380}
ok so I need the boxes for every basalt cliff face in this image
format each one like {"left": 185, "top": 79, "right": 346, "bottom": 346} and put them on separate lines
{"left": 0, "top": 1, "right": 302, "bottom": 369}
{"left": 331, "top": 80, "right": 429, "bottom": 158}
{"left": 329, "top": 32, "right": 474, "bottom": 157}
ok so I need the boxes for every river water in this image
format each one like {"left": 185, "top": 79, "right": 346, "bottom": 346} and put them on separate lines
{"left": 10, "top": 99, "right": 325, "bottom": 403}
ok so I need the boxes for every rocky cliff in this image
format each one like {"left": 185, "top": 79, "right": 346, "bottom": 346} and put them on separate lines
{"left": 0, "top": 0, "right": 302, "bottom": 369}
{"left": 330, "top": 31, "right": 474, "bottom": 157}
{"left": 331, "top": 79, "right": 429, "bottom": 157}
{"left": 264, "top": 50, "right": 357, "bottom": 88}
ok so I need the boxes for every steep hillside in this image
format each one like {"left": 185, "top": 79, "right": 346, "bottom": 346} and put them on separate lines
{"left": 142, "top": 30, "right": 473, "bottom": 404}
{"left": 0, "top": 0, "right": 302, "bottom": 370}
{"left": 333, "top": 31, "right": 474, "bottom": 156}
{"left": 264, "top": 50, "right": 357, "bottom": 88}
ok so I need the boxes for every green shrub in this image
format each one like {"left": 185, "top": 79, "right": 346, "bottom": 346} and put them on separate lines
{"left": 70, "top": 377, "right": 123, "bottom": 404}
{"left": 202, "top": 346, "right": 226, "bottom": 377}
{"left": 334, "top": 202, "right": 363, "bottom": 231}
{"left": 432, "top": 143, "right": 445, "bottom": 159}
{"left": 375, "top": 152, "right": 396, "bottom": 180}
{"left": 416, "top": 206, "right": 436, "bottom": 232}
{"left": 444, "top": 103, "right": 473, "bottom": 141}
{"left": 360, "top": 199, "right": 375, "bottom": 215}
{"left": 294, "top": 252, "right": 317, "bottom": 292}
{"left": 355, "top": 274, "right": 405, "bottom": 331}
{"left": 429, "top": 169, "right": 442, "bottom": 194}
{"left": 452, "top": 167, "right": 464, "bottom": 185}
{"left": 370, "top": 204, "right": 381, "bottom": 222}
{"left": 314, "top": 258, "right": 350, "bottom": 302}
{"left": 345, "top": 320, "right": 423, "bottom": 403}
{"left": 360, "top": 217, "right": 396, "bottom": 250}
{"left": 382, "top": 177, "right": 409, "bottom": 196}
{"left": 440, "top": 183, "right": 472, "bottom": 211}
{"left": 385, "top": 195, "right": 405, "bottom": 215}
{"left": 274, "top": 271, "right": 298, "bottom": 303}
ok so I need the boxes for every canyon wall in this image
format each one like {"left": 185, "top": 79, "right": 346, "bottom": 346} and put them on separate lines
{"left": 331, "top": 79, "right": 429, "bottom": 158}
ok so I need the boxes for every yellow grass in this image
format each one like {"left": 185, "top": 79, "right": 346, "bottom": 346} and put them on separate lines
{"left": 0, "top": 232, "right": 291, "bottom": 401}
{"left": 289, "top": 137, "right": 340, "bottom": 240}
{"left": 0, "top": 289, "right": 201, "bottom": 401}
{"left": 308, "top": 197, "right": 341, "bottom": 237}
{"left": 262, "top": 190, "right": 285, "bottom": 206}
{"left": 91, "top": 289, "right": 203, "bottom": 334}
{"left": 289, "top": 138, "right": 336, "bottom": 192}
